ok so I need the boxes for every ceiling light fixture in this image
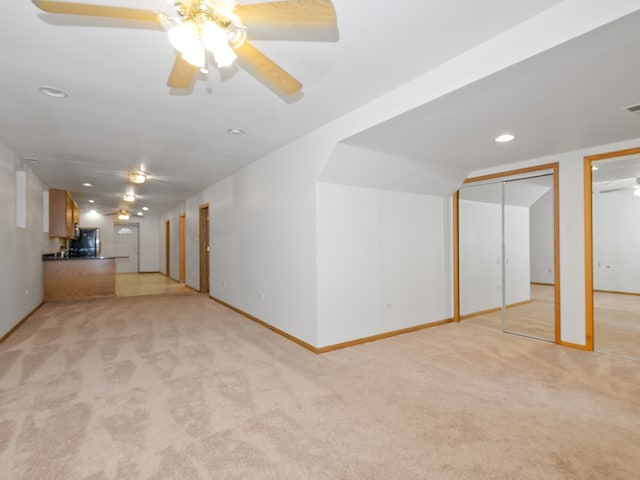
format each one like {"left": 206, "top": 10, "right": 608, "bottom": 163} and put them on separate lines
{"left": 591, "top": 165, "right": 599, "bottom": 171}
{"left": 89, "top": 199, "right": 95, "bottom": 204}
{"left": 142, "top": 206, "right": 149, "bottom": 211}
{"left": 39, "top": 86, "right": 68, "bottom": 98}
{"left": 137, "top": 212, "right": 144, "bottom": 216}
{"left": 128, "top": 172, "right": 147, "bottom": 184}
{"left": 164, "top": 1, "right": 246, "bottom": 69}
{"left": 227, "top": 128, "right": 245, "bottom": 135}
{"left": 117, "top": 210, "right": 130, "bottom": 221}
{"left": 123, "top": 192, "right": 136, "bottom": 203}
{"left": 82, "top": 182, "right": 93, "bottom": 187}
{"left": 494, "top": 133, "right": 515, "bottom": 143}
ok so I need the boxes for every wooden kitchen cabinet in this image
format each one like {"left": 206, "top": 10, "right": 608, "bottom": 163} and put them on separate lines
{"left": 49, "top": 189, "right": 79, "bottom": 239}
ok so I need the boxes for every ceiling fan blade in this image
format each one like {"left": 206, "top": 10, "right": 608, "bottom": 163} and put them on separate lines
{"left": 167, "top": 55, "right": 199, "bottom": 89}
{"left": 234, "top": 41, "right": 302, "bottom": 95}
{"left": 32, "top": 0, "right": 161, "bottom": 23}
{"left": 235, "top": 0, "right": 337, "bottom": 26}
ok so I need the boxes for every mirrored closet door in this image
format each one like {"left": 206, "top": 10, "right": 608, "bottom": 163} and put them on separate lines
{"left": 458, "top": 168, "right": 558, "bottom": 342}
{"left": 590, "top": 154, "right": 640, "bottom": 360}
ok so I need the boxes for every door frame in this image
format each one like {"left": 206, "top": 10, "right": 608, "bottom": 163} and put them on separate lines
{"left": 165, "top": 219, "right": 170, "bottom": 278}
{"left": 583, "top": 146, "right": 640, "bottom": 351}
{"left": 453, "top": 162, "right": 561, "bottom": 344}
{"left": 199, "top": 204, "right": 210, "bottom": 293}
{"left": 179, "top": 214, "right": 186, "bottom": 283}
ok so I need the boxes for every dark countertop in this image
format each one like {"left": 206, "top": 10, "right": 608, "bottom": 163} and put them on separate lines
{"left": 42, "top": 255, "right": 128, "bottom": 261}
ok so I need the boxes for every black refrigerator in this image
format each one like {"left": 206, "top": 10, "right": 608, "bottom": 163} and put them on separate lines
{"left": 69, "top": 228, "right": 101, "bottom": 257}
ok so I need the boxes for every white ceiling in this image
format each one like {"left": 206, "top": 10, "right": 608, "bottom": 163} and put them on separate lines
{"left": 1, "top": 1, "right": 637, "bottom": 216}
{"left": 343, "top": 8, "right": 640, "bottom": 174}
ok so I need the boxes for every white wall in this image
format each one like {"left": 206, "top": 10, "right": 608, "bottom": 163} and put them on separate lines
{"left": 78, "top": 212, "right": 160, "bottom": 272}
{"left": 530, "top": 190, "right": 555, "bottom": 284}
{"left": 204, "top": 139, "right": 330, "bottom": 346}
{"left": 184, "top": 194, "right": 205, "bottom": 290}
{"left": 159, "top": 203, "right": 184, "bottom": 280}
{"left": 316, "top": 184, "right": 452, "bottom": 347}
{"left": 161, "top": 5, "right": 638, "bottom": 349}
{"left": 0, "top": 141, "right": 52, "bottom": 337}
{"left": 593, "top": 189, "right": 640, "bottom": 293}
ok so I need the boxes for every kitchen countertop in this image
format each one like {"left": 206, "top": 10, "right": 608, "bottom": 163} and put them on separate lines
{"left": 42, "top": 255, "right": 128, "bottom": 261}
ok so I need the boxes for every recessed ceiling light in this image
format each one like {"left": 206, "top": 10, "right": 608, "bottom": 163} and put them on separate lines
{"left": 82, "top": 182, "right": 92, "bottom": 187}
{"left": 227, "top": 128, "right": 245, "bottom": 135}
{"left": 123, "top": 192, "right": 136, "bottom": 203}
{"left": 88, "top": 199, "right": 95, "bottom": 203}
{"left": 137, "top": 212, "right": 144, "bottom": 216}
{"left": 128, "top": 172, "right": 146, "bottom": 184}
{"left": 142, "top": 206, "right": 149, "bottom": 211}
{"left": 591, "top": 165, "right": 599, "bottom": 171}
{"left": 494, "top": 133, "right": 515, "bottom": 143}
{"left": 39, "top": 86, "right": 68, "bottom": 98}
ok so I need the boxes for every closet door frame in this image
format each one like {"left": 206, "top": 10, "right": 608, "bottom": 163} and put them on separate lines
{"left": 453, "top": 162, "right": 561, "bottom": 344}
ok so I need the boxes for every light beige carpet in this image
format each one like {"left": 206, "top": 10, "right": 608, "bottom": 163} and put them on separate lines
{"left": 594, "top": 291, "right": 640, "bottom": 360}
{"left": 1, "top": 294, "right": 639, "bottom": 479}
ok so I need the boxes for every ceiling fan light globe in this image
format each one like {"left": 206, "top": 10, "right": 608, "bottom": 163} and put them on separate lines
{"left": 213, "top": 44, "right": 237, "bottom": 68}
{"left": 202, "top": 22, "right": 237, "bottom": 67}
{"left": 180, "top": 43, "right": 206, "bottom": 68}
{"left": 168, "top": 21, "right": 199, "bottom": 55}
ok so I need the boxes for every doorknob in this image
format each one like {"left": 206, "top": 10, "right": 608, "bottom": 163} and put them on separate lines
{"left": 206, "top": 245, "right": 210, "bottom": 252}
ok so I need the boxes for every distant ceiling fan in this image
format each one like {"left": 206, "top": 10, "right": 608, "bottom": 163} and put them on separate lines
{"left": 32, "top": 0, "right": 337, "bottom": 94}
{"left": 595, "top": 177, "right": 640, "bottom": 195}
{"left": 104, "top": 207, "right": 133, "bottom": 220}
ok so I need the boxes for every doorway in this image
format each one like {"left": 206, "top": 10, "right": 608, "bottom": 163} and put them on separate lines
{"left": 113, "top": 224, "right": 139, "bottom": 273}
{"left": 165, "top": 220, "right": 170, "bottom": 278}
{"left": 585, "top": 147, "right": 640, "bottom": 360}
{"left": 199, "top": 204, "right": 209, "bottom": 293}
{"left": 455, "top": 164, "right": 560, "bottom": 343}
{"left": 179, "top": 214, "right": 186, "bottom": 283}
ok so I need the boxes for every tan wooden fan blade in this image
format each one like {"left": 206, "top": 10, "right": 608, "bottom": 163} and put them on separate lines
{"left": 235, "top": 0, "right": 336, "bottom": 26}
{"left": 234, "top": 42, "right": 302, "bottom": 95}
{"left": 32, "top": 0, "right": 161, "bottom": 23}
{"left": 167, "top": 55, "right": 199, "bottom": 89}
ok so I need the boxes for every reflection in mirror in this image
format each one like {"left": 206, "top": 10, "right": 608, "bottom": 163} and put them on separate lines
{"left": 504, "top": 175, "right": 555, "bottom": 341}
{"left": 459, "top": 182, "right": 503, "bottom": 330}
{"left": 458, "top": 171, "right": 556, "bottom": 342}
{"left": 592, "top": 155, "right": 640, "bottom": 360}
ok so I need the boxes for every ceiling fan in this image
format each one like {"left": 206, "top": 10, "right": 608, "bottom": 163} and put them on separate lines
{"left": 595, "top": 177, "right": 640, "bottom": 195}
{"left": 32, "top": 0, "right": 337, "bottom": 94}
{"left": 104, "top": 207, "right": 134, "bottom": 220}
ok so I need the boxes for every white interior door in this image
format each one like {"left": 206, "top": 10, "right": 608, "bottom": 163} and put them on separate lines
{"left": 113, "top": 224, "right": 139, "bottom": 273}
